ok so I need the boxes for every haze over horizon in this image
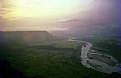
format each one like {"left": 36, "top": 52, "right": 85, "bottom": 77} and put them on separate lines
{"left": 0, "top": 1, "right": 121, "bottom": 77}
{"left": 0, "top": 0, "right": 120, "bottom": 32}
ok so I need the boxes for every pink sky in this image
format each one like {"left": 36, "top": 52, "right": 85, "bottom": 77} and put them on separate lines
{"left": 0, "top": 0, "right": 120, "bottom": 31}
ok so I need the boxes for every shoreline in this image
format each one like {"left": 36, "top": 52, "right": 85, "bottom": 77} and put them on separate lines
{"left": 68, "top": 38, "right": 121, "bottom": 74}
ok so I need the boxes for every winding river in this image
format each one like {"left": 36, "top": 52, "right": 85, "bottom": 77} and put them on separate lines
{"left": 68, "top": 38, "right": 121, "bottom": 74}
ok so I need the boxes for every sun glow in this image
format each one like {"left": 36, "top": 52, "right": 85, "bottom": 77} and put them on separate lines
{"left": 3, "top": 0, "right": 92, "bottom": 20}
{"left": 1, "top": 0, "right": 93, "bottom": 31}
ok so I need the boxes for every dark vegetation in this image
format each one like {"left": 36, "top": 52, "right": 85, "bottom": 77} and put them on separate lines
{"left": 27, "top": 45, "right": 76, "bottom": 52}
{"left": 0, "top": 44, "right": 110, "bottom": 78}
{"left": 75, "top": 24, "right": 121, "bottom": 62}
{"left": 0, "top": 31, "right": 120, "bottom": 78}
{"left": 78, "top": 36, "right": 121, "bottom": 62}
{"left": 0, "top": 60, "right": 29, "bottom": 78}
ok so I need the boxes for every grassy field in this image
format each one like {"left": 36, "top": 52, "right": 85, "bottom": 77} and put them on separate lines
{"left": 0, "top": 40, "right": 111, "bottom": 78}
{"left": 28, "top": 40, "right": 79, "bottom": 49}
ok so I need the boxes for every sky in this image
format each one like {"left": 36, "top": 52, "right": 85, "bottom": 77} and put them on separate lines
{"left": 0, "top": 0, "right": 120, "bottom": 31}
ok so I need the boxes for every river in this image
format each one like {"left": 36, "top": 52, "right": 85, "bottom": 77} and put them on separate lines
{"left": 68, "top": 38, "right": 121, "bottom": 74}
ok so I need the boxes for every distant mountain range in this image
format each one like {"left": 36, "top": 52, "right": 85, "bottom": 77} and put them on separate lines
{"left": 51, "top": 24, "right": 120, "bottom": 38}
{"left": 0, "top": 31, "right": 53, "bottom": 45}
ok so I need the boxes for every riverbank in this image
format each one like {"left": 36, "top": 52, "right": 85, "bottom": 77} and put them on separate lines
{"left": 81, "top": 41, "right": 121, "bottom": 74}
{"left": 68, "top": 38, "right": 121, "bottom": 74}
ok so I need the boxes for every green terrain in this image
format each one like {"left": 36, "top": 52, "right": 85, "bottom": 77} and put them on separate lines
{"left": 0, "top": 31, "right": 120, "bottom": 78}
{"left": 78, "top": 36, "right": 121, "bottom": 62}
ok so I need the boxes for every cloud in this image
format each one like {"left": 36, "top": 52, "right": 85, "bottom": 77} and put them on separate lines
{"left": 62, "top": 0, "right": 119, "bottom": 23}
{"left": 0, "top": 0, "right": 14, "bottom": 17}
{"left": 1, "top": 0, "right": 120, "bottom": 31}
{"left": 56, "top": 0, "right": 120, "bottom": 32}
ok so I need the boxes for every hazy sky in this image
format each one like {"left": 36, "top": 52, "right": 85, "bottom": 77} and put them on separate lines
{"left": 0, "top": 0, "right": 120, "bottom": 31}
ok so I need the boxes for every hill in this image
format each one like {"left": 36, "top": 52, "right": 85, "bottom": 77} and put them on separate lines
{"left": 1, "top": 31, "right": 53, "bottom": 45}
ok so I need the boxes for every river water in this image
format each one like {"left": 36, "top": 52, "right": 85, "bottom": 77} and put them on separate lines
{"left": 68, "top": 38, "right": 121, "bottom": 74}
